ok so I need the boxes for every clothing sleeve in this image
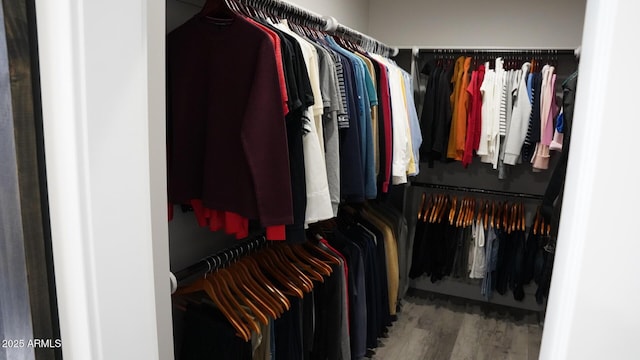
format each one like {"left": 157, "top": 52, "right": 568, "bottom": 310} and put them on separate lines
{"left": 389, "top": 67, "right": 410, "bottom": 185}
{"left": 241, "top": 39, "right": 293, "bottom": 226}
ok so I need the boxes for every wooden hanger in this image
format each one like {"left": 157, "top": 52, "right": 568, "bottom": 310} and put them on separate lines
{"left": 469, "top": 198, "right": 477, "bottom": 227}
{"left": 462, "top": 198, "right": 471, "bottom": 227}
{"left": 502, "top": 202, "right": 510, "bottom": 231}
{"left": 174, "top": 276, "right": 252, "bottom": 341}
{"left": 506, "top": 203, "right": 513, "bottom": 233}
{"left": 231, "top": 260, "right": 284, "bottom": 317}
{"left": 456, "top": 198, "right": 464, "bottom": 227}
{"left": 463, "top": 197, "right": 471, "bottom": 227}
{"left": 519, "top": 202, "right": 525, "bottom": 231}
{"left": 417, "top": 192, "right": 427, "bottom": 220}
{"left": 303, "top": 240, "right": 341, "bottom": 266}
{"left": 426, "top": 194, "right": 437, "bottom": 223}
{"left": 421, "top": 194, "right": 433, "bottom": 222}
{"left": 484, "top": 200, "right": 489, "bottom": 230}
{"left": 267, "top": 247, "right": 311, "bottom": 293}
{"left": 463, "top": 198, "right": 470, "bottom": 227}
{"left": 263, "top": 247, "right": 313, "bottom": 293}
{"left": 461, "top": 198, "right": 468, "bottom": 227}
{"left": 208, "top": 271, "right": 262, "bottom": 335}
{"left": 275, "top": 244, "right": 325, "bottom": 282}
{"left": 428, "top": 194, "right": 440, "bottom": 223}
{"left": 476, "top": 199, "right": 484, "bottom": 224}
{"left": 438, "top": 195, "right": 450, "bottom": 223}
{"left": 216, "top": 268, "right": 269, "bottom": 326}
{"left": 513, "top": 202, "right": 520, "bottom": 232}
{"left": 224, "top": 261, "right": 282, "bottom": 318}
{"left": 253, "top": 250, "right": 305, "bottom": 298}
{"left": 490, "top": 200, "right": 496, "bottom": 228}
{"left": 425, "top": 194, "right": 437, "bottom": 223}
{"left": 240, "top": 256, "right": 291, "bottom": 310}
{"left": 449, "top": 195, "right": 458, "bottom": 225}
{"left": 533, "top": 206, "right": 541, "bottom": 235}
{"left": 512, "top": 202, "right": 519, "bottom": 233}
{"left": 291, "top": 244, "right": 333, "bottom": 276}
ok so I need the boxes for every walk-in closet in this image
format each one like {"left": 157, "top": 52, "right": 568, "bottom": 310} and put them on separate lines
{"left": 28, "top": 0, "right": 640, "bottom": 359}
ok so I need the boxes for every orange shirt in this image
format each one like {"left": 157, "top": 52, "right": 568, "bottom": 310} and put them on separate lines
{"left": 447, "top": 56, "right": 472, "bottom": 161}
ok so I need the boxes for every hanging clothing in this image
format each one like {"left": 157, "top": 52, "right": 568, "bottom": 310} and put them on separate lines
{"left": 273, "top": 22, "right": 334, "bottom": 225}
{"left": 469, "top": 219, "right": 487, "bottom": 279}
{"left": 462, "top": 64, "right": 485, "bottom": 167}
{"left": 169, "top": 11, "right": 422, "bottom": 243}
{"left": 402, "top": 71, "right": 423, "bottom": 176}
{"left": 447, "top": 56, "right": 471, "bottom": 161}
{"left": 372, "top": 57, "right": 394, "bottom": 193}
{"left": 167, "top": 14, "right": 294, "bottom": 238}
{"left": 503, "top": 62, "right": 532, "bottom": 165}
{"left": 179, "top": 303, "right": 252, "bottom": 360}
{"left": 326, "top": 37, "right": 377, "bottom": 199}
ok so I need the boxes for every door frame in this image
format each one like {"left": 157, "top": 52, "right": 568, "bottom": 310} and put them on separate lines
{"left": 34, "top": 0, "right": 640, "bottom": 359}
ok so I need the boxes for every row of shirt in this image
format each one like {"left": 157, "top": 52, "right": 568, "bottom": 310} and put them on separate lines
{"left": 167, "top": 12, "right": 422, "bottom": 242}
{"left": 175, "top": 202, "right": 407, "bottom": 360}
{"left": 420, "top": 57, "right": 564, "bottom": 179}
{"left": 318, "top": 202, "right": 407, "bottom": 359}
{"left": 408, "top": 196, "right": 555, "bottom": 304}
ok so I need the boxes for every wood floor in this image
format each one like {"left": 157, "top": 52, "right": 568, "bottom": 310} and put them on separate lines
{"left": 372, "top": 291, "right": 543, "bottom": 360}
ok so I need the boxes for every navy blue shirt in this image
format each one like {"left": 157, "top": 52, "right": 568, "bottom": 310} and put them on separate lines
{"left": 337, "top": 54, "right": 365, "bottom": 202}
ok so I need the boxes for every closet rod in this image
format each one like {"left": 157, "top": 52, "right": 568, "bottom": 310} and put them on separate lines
{"left": 416, "top": 48, "right": 576, "bottom": 56}
{"left": 170, "top": 234, "right": 267, "bottom": 293}
{"left": 175, "top": 0, "right": 399, "bottom": 56}
{"left": 411, "top": 182, "right": 544, "bottom": 200}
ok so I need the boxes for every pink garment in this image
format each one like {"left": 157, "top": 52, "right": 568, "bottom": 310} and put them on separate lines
{"left": 532, "top": 67, "right": 557, "bottom": 170}
{"left": 550, "top": 132, "right": 564, "bottom": 151}
{"left": 541, "top": 73, "right": 557, "bottom": 146}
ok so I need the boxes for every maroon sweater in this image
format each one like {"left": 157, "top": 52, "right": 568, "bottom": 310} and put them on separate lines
{"left": 167, "top": 14, "right": 293, "bottom": 226}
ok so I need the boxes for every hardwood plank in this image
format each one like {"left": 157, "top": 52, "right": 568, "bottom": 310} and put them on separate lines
{"left": 374, "top": 295, "right": 542, "bottom": 360}
{"left": 416, "top": 304, "right": 466, "bottom": 359}
{"left": 374, "top": 302, "right": 424, "bottom": 358}
{"left": 528, "top": 324, "right": 543, "bottom": 360}
{"left": 504, "top": 321, "right": 529, "bottom": 359}
{"left": 450, "top": 313, "right": 499, "bottom": 360}
{"left": 375, "top": 327, "right": 430, "bottom": 359}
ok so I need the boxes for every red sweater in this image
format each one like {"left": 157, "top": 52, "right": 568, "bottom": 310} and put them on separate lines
{"left": 168, "top": 14, "right": 293, "bottom": 227}
{"left": 462, "top": 65, "right": 485, "bottom": 167}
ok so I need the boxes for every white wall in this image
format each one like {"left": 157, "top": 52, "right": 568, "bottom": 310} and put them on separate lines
{"left": 35, "top": 0, "right": 173, "bottom": 359}
{"left": 369, "top": 0, "right": 586, "bottom": 48}
{"left": 540, "top": 0, "right": 640, "bottom": 359}
{"left": 286, "top": 0, "right": 370, "bottom": 32}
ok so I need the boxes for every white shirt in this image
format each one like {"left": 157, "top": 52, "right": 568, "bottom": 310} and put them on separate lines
{"left": 372, "top": 55, "right": 411, "bottom": 185}
{"left": 273, "top": 21, "right": 333, "bottom": 224}
{"left": 478, "top": 61, "right": 494, "bottom": 159}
